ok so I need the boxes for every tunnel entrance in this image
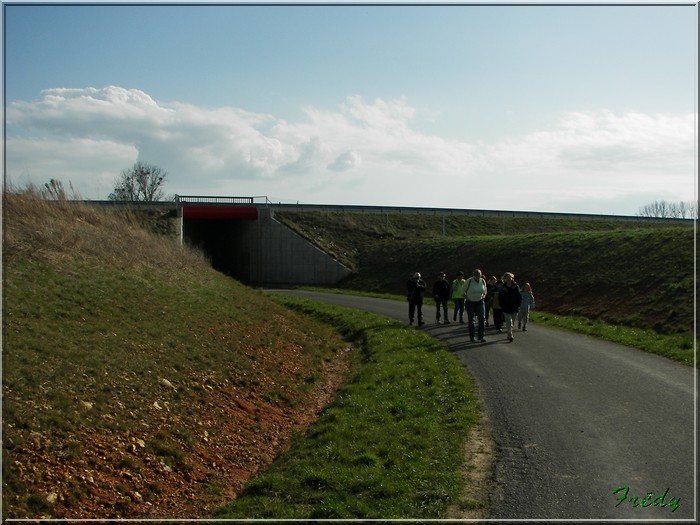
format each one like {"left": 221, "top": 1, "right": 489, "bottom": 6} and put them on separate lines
{"left": 180, "top": 205, "right": 258, "bottom": 283}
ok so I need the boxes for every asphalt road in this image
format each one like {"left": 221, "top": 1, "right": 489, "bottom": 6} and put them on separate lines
{"left": 269, "top": 290, "right": 696, "bottom": 521}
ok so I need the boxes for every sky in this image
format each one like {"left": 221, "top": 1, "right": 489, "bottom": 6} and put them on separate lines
{"left": 3, "top": 1, "right": 698, "bottom": 215}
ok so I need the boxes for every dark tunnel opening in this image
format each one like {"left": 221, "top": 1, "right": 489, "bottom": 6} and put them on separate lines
{"left": 183, "top": 218, "right": 255, "bottom": 283}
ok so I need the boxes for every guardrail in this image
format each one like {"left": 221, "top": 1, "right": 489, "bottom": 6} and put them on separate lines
{"left": 265, "top": 203, "right": 694, "bottom": 223}
{"left": 175, "top": 195, "right": 270, "bottom": 205}
{"left": 83, "top": 197, "right": 695, "bottom": 224}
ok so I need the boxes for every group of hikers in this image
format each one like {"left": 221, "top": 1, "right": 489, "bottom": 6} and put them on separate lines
{"left": 406, "top": 269, "right": 535, "bottom": 343}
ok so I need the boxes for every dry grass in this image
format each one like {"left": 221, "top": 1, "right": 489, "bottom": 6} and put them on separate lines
{"left": 3, "top": 187, "right": 207, "bottom": 275}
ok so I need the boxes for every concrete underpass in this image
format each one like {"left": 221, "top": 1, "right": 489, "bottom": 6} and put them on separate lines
{"left": 181, "top": 204, "right": 258, "bottom": 283}
{"left": 178, "top": 201, "right": 351, "bottom": 286}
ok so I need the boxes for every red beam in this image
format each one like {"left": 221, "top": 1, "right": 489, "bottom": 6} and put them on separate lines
{"left": 182, "top": 205, "right": 258, "bottom": 220}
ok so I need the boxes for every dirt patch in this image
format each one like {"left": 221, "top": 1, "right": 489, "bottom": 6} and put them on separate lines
{"left": 445, "top": 411, "right": 496, "bottom": 519}
{"left": 3, "top": 345, "right": 355, "bottom": 519}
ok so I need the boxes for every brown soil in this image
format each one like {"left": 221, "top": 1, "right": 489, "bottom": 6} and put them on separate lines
{"left": 3, "top": 345, "right": 355, "bottom": 519}
{"left": 445, "top": 411, "right": 495, "bottom": 519}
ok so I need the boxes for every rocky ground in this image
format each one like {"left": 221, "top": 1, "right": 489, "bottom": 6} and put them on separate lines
{"left": 3, "top": 345, "right": 354, "bottom": 519}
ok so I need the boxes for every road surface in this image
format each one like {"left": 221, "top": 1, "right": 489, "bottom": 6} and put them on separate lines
{"left": 269, "top": 290, "right": 696, "bottom": 520}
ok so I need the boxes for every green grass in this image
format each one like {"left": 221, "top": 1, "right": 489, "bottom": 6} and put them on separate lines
{"left": 275, "top": 210, "right": 687, "bottom": 272}
{"left": 214, "top": 296, "right": 481, "bottom": 519}
{"left": 530, "top": 311, "right": 696, "bottom": 366}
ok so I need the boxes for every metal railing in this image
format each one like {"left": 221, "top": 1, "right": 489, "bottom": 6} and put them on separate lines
{"left": 264, "top": 202, "right": 694, "bottom": 223}
{"left": 85, "top": 196, "right": 694, "bottom": 224}
{"left": 175, "top": 195, "right": 269, "bottom": 205}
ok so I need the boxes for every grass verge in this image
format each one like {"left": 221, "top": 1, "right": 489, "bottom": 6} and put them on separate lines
{"left": 214, "top": 295, "right": 481, "bottom": 519}
{"left": 530, "top": 311, "right": 696, "bottom": 367}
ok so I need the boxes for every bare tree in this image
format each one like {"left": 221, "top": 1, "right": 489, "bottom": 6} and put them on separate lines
{"left": 109, "top": 162, "right": 168, "bottom": 202}
{"left": 638, "top": 199, "right": 698, "bottom": 219}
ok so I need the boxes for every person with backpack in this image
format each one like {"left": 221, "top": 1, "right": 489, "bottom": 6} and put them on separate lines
{"left": 499, "top": 272, "right": 522, "bottom": 342}
{"left": 432, "top": 271, "right": 451, "bottom": 324}
{"left": 406, "top": 272, "right": 427, "bottom": 326}
{"left": 490, "top": 275, "right": 505, "bottom": 332}
{"left": 484, "top": 275, "right": 498, "bottom": 327}
{"left": 465, "top": 269, "right": 488, "bottom": 342}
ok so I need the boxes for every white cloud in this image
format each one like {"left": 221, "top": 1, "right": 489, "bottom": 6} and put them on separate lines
{"left": 328, "top": 150, "right": 361, "bottom": 172}
{"left": 5, "top": 86, "right": 696, "bottom": 214}
{"left": 4, "top": 136, "right": 137, "bottom": 198}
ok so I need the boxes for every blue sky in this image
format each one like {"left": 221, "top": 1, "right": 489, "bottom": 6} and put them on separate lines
{"left": 3, "top": 1, "right": 698, "bottom": 214}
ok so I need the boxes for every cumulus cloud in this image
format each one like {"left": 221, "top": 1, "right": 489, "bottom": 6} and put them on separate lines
{"left": 5, "top": 136, "right": 137, "bottom": 198}
{"left": 481, "top": 110, "right": 696, "bottom": 210}
{"left": 5, "top": 86, "right": 696, "bottom": 213}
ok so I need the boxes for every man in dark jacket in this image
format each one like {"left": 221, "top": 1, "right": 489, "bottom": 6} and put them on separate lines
{"left": 432, "top": 271, "right": 451, "bottom": 324}
{"left": 498, "top": 272, "right": 522, "bottom": 342}
{"left": 407, "top": 272, "right": 427, "bottom": 326}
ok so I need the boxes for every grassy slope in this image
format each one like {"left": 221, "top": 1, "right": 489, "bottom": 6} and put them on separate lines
{"left": 277, "top": 212, "right": 695, "bottom": 336}
{"left": 275, "top": 211, "right": 680, "bottom": 272}
{"left": 2, "top": 192, "right": 480, "bottom": 519}
{"left": 2, "top": 193, "right": 349, "bottom": 518}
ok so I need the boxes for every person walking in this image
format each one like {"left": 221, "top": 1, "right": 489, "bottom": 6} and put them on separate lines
{"left": 499, "top": 272, "right": 522, "bottom": 342}
{"left": 484, "top": 275, "right": 498, "bottom": 328}
{"left": 451, "top": 271, "right": 467, "bottom": 323}
{"left": 465, "top": 269, "right": 488, "bottom": 342}
{"left": 490, "top": 276, "right": 504, "bottom": 332}
{"left": 517, "top": 282, "right": 536, "bottom": 331}
{"left": 432, "top": 271, "right": 451, "bottom": 324}
{"left": 407, "top": 272, "right": 427, "bottom": 326}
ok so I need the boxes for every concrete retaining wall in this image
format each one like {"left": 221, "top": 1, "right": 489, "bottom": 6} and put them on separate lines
{"left": 250, "top": 208, "right": 351, "bottom": 286}
{"left": 179, "top": 206, "right": 351, "bottom": 286}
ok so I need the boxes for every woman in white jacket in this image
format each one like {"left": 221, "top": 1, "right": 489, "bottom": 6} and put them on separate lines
{"left": 465, "top": 269, "right": 488, "bottom": 342}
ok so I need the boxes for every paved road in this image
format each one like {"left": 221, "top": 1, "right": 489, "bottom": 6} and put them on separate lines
{"left": 269, "top": 290, "right": 696, "bottom": 520}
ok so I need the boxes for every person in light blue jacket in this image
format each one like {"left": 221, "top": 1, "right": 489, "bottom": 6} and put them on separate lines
{"left": 517, "top": 282, "right": 536, "bottom": 331}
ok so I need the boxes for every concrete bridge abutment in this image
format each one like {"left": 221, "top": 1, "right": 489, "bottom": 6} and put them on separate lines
{"left": 178, "top": 203, "right": 351, "bottom": 287}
